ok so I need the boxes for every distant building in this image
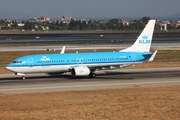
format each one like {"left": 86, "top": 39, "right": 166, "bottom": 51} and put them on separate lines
{"left": 28, "top": 18, "right": 36, "bottom": 22}
{"left": 61, "top": 16, "right": 76, "bottom": 24}
{"left": 121, "top": 20, "right": 132, "bottom": 26}
{"left": 17, "top": 23, "right": 25, "bottom": 27}
{"left": 36, "top": 16, "right": 50, "bottom": 22}
{"left": 28, "top": 16, "right": 51, "bottom": 23}
{"left": 5, "top": 19, "right": 12, "bottom": 23}
{"left": 99, "top": 20, "right": 108, "bottom": 24}
{"left": 176, "top": 21, "right": 180, "bottom": 27}
{"left": 160, "top": 23, "right": 167, "bottom": 31}
{"left": 80, "top": 19, "right": 88, "bottom": 24}
{"left": 156, "top": 20, "right": 170, "bottom": 31}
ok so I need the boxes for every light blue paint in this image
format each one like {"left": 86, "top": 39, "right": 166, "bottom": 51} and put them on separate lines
{"left": 7, "top": 52, "right": 152, "bottom": 67}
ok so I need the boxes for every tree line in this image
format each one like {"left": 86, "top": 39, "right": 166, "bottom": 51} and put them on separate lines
{"left": 47, "top": 17, "right": 151, "bottom": 31}
{"left": 1, "top": 17, "right": 180, "bottom": 31}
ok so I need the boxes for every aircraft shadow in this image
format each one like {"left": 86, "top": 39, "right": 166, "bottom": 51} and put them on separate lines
{"left": 0, "top": 70, "right": 179, "bottom": 82}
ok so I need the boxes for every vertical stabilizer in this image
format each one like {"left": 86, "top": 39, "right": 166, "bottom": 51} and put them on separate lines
{"left": 121, "top": 20, "right": 156, "bottom": 52}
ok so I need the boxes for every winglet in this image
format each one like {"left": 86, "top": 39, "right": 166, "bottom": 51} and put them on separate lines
{"left": 60, "top": 46, "right": 65, "bottom": 54}
{"left": 121, "top": 20, "right": 156, "bottom": 52}
{"left": 148, "top": 50, "right": 158, "bottom": 62}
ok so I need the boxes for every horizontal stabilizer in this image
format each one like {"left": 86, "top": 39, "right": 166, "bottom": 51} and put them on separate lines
{"left": 148, "top": 50, "right": 158, "bottom": 62}
{"left": 143, "top": 53, "right": 152, "bottom": 56}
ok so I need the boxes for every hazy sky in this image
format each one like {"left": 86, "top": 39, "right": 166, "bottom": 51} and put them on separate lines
{"left": 0, "top": 0, "right": 180, "bottom": 19}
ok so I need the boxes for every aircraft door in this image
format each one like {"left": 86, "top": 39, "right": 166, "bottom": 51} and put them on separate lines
{"left": 132, "top": 54, "right": 136, "bottom": 63}
{"left": 28, "top": 58, "right": 34, "bottom": 67}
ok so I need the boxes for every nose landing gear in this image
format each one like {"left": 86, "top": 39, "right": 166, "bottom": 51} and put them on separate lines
{"left": 16, "top": 73, "right": 26, "bottom": 80}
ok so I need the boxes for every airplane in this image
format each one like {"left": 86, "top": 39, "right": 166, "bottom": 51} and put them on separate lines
{"left": 6, "top": 20, "right": 156, "bottom": 80}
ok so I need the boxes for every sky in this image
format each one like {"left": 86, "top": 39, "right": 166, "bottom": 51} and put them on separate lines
{"left": 0, "top": 0, "right": 180, "bottom": 20}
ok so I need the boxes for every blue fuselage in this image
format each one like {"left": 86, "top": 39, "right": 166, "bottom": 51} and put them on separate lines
{"left": 6, "top": 51, "right": 151, "bottom": 74}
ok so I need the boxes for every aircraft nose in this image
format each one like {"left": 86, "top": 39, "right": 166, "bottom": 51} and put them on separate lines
{"left": 6, "top": 66, "right": 11, "bottom": 70}
{"left": 6, "top": 66, "right": 14, "bottom": 72}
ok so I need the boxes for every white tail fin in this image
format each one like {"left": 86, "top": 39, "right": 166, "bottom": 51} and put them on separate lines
{"left": 121, "top": 20, "right": 156, "bottom": 52}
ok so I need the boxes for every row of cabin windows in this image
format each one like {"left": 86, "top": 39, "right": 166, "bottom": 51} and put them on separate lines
{"left": 37, "top": 60, "right": 64, "bottom": 63}
{"left": 36, "top": 57, "right": 129, "bottom": 63}
{"left": 71, "top": 57, "right": 129, "bottom": 62}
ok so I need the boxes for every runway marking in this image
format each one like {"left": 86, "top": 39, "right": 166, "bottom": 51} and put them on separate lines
{"left": 0, "top": 81, "right": 180, "bottom": 92}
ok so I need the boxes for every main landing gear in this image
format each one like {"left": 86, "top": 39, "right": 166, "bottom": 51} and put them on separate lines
{"left": 89, "top": 72, "right": 96, "bottom": 78}
{"left": 22, "top": 76, "right": 25, "bottom": 80}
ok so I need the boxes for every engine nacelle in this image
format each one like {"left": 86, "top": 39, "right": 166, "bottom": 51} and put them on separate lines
{"left": 71, "top": 66, "right": 90, "bottom": 76}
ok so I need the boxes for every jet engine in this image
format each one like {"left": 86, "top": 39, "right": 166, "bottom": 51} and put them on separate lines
{"left": 71, "top": 66, "right": 90, "bottom": 76}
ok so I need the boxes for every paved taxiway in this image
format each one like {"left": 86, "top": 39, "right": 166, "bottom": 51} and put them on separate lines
{"left": 0, "top": 67, "right": 179, "bottom": 94}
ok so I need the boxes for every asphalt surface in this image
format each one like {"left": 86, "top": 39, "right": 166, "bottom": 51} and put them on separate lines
{"left": 0, "top": 35, "right": 180, "bottom": 94}
{"left": 1, "top": 43, "right": 180, "bottom": 51}
{"left": 0, "top": 33, "right": 180, "bottom": 43}
{"left": 0, "top": 67, "right": 179, "bottom": 94}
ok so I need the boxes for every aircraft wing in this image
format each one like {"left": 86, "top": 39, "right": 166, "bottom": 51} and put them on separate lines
{"left": 87, "top": 62, "right": 135, "bottom": 71}
{"left": 60, "top": 46, "right": 65, "bottom": 54}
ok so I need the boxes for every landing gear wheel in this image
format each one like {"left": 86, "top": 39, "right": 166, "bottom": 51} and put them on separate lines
{"left": 89, "top": 73, "right": 96, "bottom": 78}
{"left": 22, "top": 76, "right": 25, "bottom": 80}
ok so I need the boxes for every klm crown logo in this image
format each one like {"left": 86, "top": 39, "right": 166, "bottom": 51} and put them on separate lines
{"left": 139, "top": 35, "right": 151, "bottom": 44}
{"left": 142, "top": 35, "right": 148, "bottom": 39}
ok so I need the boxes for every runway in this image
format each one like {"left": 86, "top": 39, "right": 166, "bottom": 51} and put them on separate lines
{"left": 1, "top": 43, "right": 180, "bottom": 51}
{"left": 0, "top": 67, "right": 179, "bottom": 94}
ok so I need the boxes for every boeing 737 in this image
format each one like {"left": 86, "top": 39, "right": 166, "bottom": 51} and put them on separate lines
{"left": 6, "top": 20, "right": 156, "bottom": 80}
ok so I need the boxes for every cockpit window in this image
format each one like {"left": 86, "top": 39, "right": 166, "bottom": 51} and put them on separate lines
{"left": 13, "top": 61, "right": 22, "bottom": 63}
